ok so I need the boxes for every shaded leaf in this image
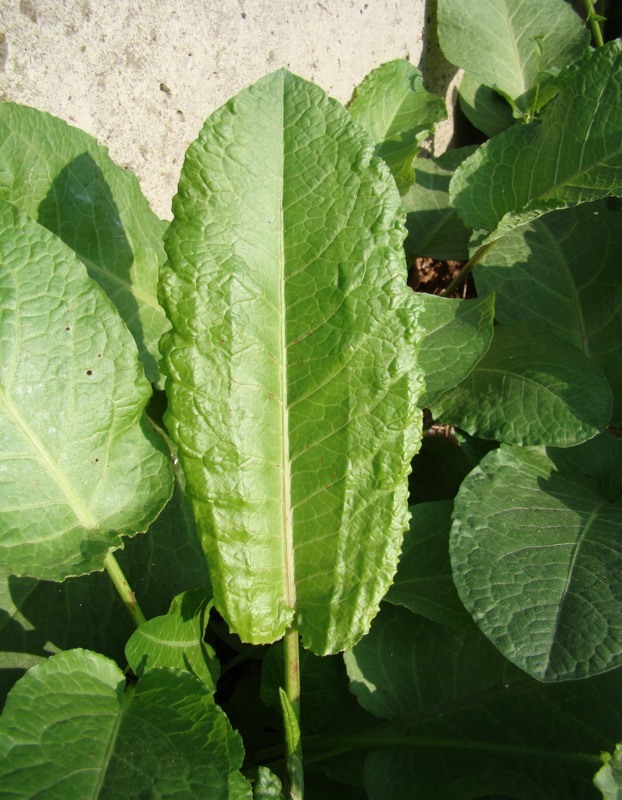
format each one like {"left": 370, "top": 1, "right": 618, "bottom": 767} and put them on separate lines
{"left": 0, "top": 650, "right": 251, "bottom": 799}
{"left": 408, "top": 436, "right": 472, "bottom": 505}
{"left": 414, "top": 292, "right": 494, "bottom": 407}
{"left": 349, "top": 60, "right": 446, "bottom": 193}
{"left": 475, "top": 204, "right": 622, "bottom": 424}
{"left": 386, "top": 501, "right": 469, "bottom": 627}
{"left": 431, "top": 322, "right": 612, "bottom": 446}
{"left": 458, "top": 71, "right": 516, "bottom": 137}
{"left": 401, "top": 147, "right": 475, "bottom": 261}
{"left": 451, "top": 433, "right": 622, "bottom": 681}
{"left": 438, "top": 0, "right": 589, "bottom": 112}
{"left": 125, "top": 589, "right": 219, "bottom": 690}
{"left": 0, "top": 103, "right": 169, "bottom": 384}
{"left": 160, "top": 69, "right": 424, "bottom": 653}
{"left": 451, "top": 41, "right": 622, "bottom": 243}
{"left": 0, "top": 202, "right": 172, "bottom": 581}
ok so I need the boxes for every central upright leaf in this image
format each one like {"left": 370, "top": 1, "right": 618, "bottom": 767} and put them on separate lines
{"left": 160, "top": 70, "right": 423, "bottom": 654}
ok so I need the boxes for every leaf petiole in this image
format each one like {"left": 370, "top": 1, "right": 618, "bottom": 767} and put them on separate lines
{"left": 583, "top": 0, "right": 605, "bottom": 47}
{"left": 104, "top": 551, "right": 147, "bottom": 628}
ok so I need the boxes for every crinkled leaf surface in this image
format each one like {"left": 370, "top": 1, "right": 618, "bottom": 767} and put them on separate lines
{"left": 0, "top": 103, "right": 169, "bottom": 384}
{"left": 348, "top": 60, "right": 446, "bottom": 194}
{"left": 438, "top": 0, "right": 588, "bottom": 112}
{"left": 451, "top": 433, "right": 622, "bottom": 681}
{"left": 401, "top": 147, "right": 475, "bottom": 261}
{"left": 0, "top": 649, "right": 250, "bottom": 799}
{"left": 475, "top": 204, "right": 622, "bottom": 425}
{"left": 346, "top": 602, "right": 621, "bottom": 799}
{"left": 414, "top": 292, "right": 494, "bottom": 407}
{"left": 385, "top": 501, "right": 469, "bottom": 627}
{"left": 451, "top": 42, "right": 622, "bottom": 243}
{"left": 160, "top": 69, "right": 423, "bottom": 653}
{"left": 595, "top": 744, "right": 622, "bottom": 800}
{"left": 458, "top": 71, "right": 516, "bottom": 138}
{"left": 125, "top": 589, "right": 219, "bottom": 690}
{"left": 0, "top": 202, "right": 172, "bottom": 581}
{"left": 431, "top": 322, "right": 612, "bottom": 446}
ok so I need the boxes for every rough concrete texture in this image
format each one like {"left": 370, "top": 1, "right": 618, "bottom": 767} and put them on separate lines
{"left": 0, "top": 0, "right": 456, "bottom": 219}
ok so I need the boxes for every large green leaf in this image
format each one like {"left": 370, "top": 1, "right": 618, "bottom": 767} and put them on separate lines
{"left": 475, "top": 204, "right": 622, "bottom": 424}
{"left": 451, "top": 433, "right": 622, "bottom": 681}
{"left": 414, "top": 292, "right": 494, "bottom": 407}
{"left": 450, "top": 41, "right": 622, "bottom": 243}
{"left": 431, "top": 322, "right": 612, "bottom": 446}
{"left": 0, "top": 649, "right": 251, "bottom": 799}
{"left": 438, "top": 0, "right": 589, "bottom": 112}
{"left": 348, "top": 60, "right": 446, "bottom": 194}
{"left": 345, "top": 603, "right": 620, "bottom": 799}
{"left": 458, "top": 71, "right": 516, "bottom": 138}
{"left": 160, "top": 69, "right": 423, "bottom": 653}
{"left": 0, "top": 202, "right": 172, "bottom": 581}
{"left": 401, "top": 147, "right": 475, "bottom": 261}
{"left": 0, "top": 103, "right": 169, "bottom": 384}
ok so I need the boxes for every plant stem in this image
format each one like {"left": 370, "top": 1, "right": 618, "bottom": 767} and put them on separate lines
{"left": 440, "top": 240, "right": 496, "bottom": 298}
{"left": 583, "top": 0, "right": 605, "bottom": 47}
{"left": 104, "top": 551, "right": 146, "bottom": 628}
{"left": 283, "top": 624, "right": 303, "bottom": 799}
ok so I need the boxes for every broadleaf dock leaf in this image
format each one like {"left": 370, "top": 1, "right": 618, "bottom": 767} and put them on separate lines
{"left": 0, "top": 202, "right": 172, "bottom": 581}
{"left": 0, "top": 649, "right": 251, "bottom": 799}
{"left": 160, "top": 69, "right": 423, "bottom": 653}
{"left": 0, "top": 103, "right": 169, "bottom": 384}
{"left": 451, "top": 433, "right": 622, "bottom": 681}
{"left": 458, "top": 71, "right": 516, "bottom": 138}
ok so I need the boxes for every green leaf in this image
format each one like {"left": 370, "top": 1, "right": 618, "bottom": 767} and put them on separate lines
{"left": 458, "top": 71, "right": 516, "bottom": 137}
{"left": 0, "top": 103, "right": 169, "bottom": 384}
{"left": 450, "top": 41, "right": 622, "bottom": 242}
{"left": 160, "top": 69, "right": 424, "bottom": 653}
{"left": 348, "top": 60, "right": 446, "bottom": 193}
{"left": 0, "top": 202, "right": 172, "bottom": 581}
{"left": 385, "top": 501, "right": 469, "bottom": 627}
{"left": 438, "top": 0, "right": 589, "bottom": 112}
{"left": 475, "top": 204, "right": 622, "bottom": 425}
{"left": 595, "top": 744, "right": 622, "bottom": 800}
{"left": 254, "top": 767, "right": 285, "bottom": 799}
{"left": 0, "top": 650, "right": 251, "bottom": 799}
{"left": 431, "top": 322, "right": 612, "bottom": 446}
{"left": 408, "top": 436, "right": 472, "bottom": 504}
{"left": 450, "top": 433, "right": 622, "bottom": 681}
{"left": 401, "top": 147, "right": 476, "bottom": 261}
{"left": 125, "top": 589, "right": 219, "bottom": 690}
{"left": 414, "top": 292, "right": 494, "bottom": 407}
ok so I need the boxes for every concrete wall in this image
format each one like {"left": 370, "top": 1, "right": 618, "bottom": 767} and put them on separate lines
{"left": 0, "top": 0, "right": 450, "bottom": 219}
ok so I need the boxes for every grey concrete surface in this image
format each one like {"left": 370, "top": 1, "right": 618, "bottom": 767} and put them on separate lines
{"left": 0, "top": 0, "right": 450, "bottom": 219}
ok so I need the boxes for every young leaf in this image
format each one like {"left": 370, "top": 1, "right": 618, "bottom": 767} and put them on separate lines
{"left": 431, "top": 322, "right": 612, "bottom": 446}
{"left": 385, "top": 501, "right": 469, "bottom": 627}
{"left": 438, "top": 0, "right": 589, "bottom": 112}
{"left": 451, "top": 41, "right": 622, "bottom": 243}
{"left": 414, "top": 292, "right": 494, "bottom": 407}
{"left": 348, "top": 60, "right": 446, "bottom": 193}
{"left": 457, "top": 71, "right": 516, "bottom": 138}
{"left": 401, "top": 147, "right": 476, "bottom": 261}
{"left": 595, "top": 744, "right": 622, "bottom": 800}
{"left": 125, "top": 589, "right": 219, "bottom": 690}
{"left": 160, "top": 69, "right": 424, "bottom": 654}
{"left": 0, "top": 103, "right": 169, "bottom": 385}
{"left": 0, "top": 649, "right": 251, "bottom": 799}
{"left": 475, "top": 204, "right": 622, "bottom": 425}
{"left": 0, "top": 202, "right": 172, "bottom": 581}
{"left": 451, "top": 433, "right": 622, "bottom": 681}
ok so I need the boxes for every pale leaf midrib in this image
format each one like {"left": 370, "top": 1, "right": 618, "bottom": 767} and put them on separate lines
{"left": 0, "top": 386, "right": 97, "bottom": 529}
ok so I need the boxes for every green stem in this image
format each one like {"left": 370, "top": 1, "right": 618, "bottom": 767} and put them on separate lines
{"left": 583, "top": 0, "right": 605, "bottom": 47}
{"left": 283, "top": 625, "right": 303, "bottom": 799}
{"left": 440, "top": 241, "right": 496, "bottom": 298}
{"left": 104, "top": 551, "right": 146, "bottom": 628}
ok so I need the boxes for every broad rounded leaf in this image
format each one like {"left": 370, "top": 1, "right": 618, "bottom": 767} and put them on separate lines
{"left": 0, "top": 649, "right": 250, "bottom": 799}
{"left": 458, "top": 71, "right": 516, "bottom": 138}
{"left": 431, "top": 322, "right": 612, "bottom": 446}
{"left": 0, "top": 202, "right": 172, "bottom": 581}
{"left": 348, "top": 60, "right": 446, "bottom": 194}
{"left": 475, "top": 204, "right": 622, "bottom": 425}
{"left": 438, "top": 0, "right": 589, "bottom": 111}
{"left": 414, "top": 292, "right": 494, "bottom": 407}
{"left": 451, "top": 41, "right": 622, "bottom": 242}
{"left": 0, "top": 103, "right": 169, "bottom": 384}
{"left": 160, "top": 69, "right": 424, "bottom": 653}
{"left": 451, "top": 434, "right": 622, "bottom": 681}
